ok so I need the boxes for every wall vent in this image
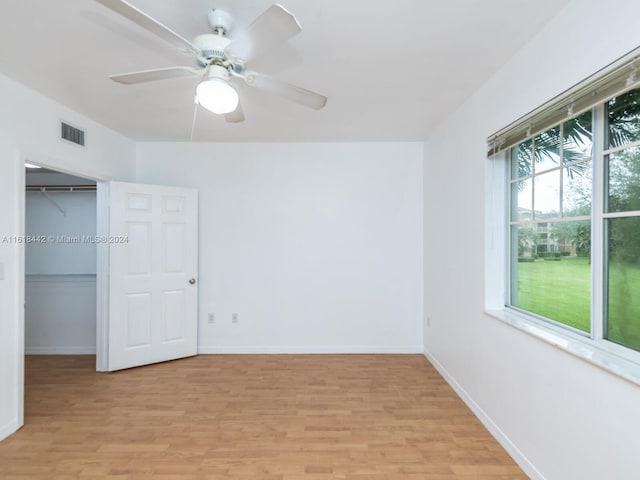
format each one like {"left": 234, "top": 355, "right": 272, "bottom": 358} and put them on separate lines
{"left": 61, "top": 122, "right": 85, "bottom": 146}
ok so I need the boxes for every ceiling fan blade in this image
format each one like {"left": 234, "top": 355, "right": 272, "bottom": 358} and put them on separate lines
{"left": 109, "top": 66, "right": 203, "bottom": 84}
{"left": 243, "top": 71, "right": 327, "bottom": 110}
{"left": 226, "top": 4, "right": 302, "bottom": 63}
{"left": 225, "top": 102, "right": 245, "bottom": 123}
{"left": 96, "top": 0, "right": 201, "bottom": 55}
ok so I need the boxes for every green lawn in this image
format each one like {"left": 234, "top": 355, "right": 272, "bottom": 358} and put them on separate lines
{"left": 515, "top": 256, "right": 591, "bottom": 332}
{"left": 608, "top": 262, "right": 640, "bottom": 350}
{"left": 515, "top": 256, "right": 640, "bottom": 350}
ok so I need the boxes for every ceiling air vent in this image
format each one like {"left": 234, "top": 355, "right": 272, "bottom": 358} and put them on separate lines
{"left": 61, "top": 122, "right": 85, "bottom": 146}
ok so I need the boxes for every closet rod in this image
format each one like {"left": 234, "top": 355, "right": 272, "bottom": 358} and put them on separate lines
{"left": 26, "top": 185, "right": 97, "bottom": 192}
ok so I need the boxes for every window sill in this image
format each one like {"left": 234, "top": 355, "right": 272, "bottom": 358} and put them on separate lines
{"left": 486, "top": 308, "right": 640, "bottom": 387}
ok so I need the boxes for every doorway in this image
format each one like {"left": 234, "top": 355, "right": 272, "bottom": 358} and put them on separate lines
{"left": 25, "top": 163, "right": 97, "bottom": 354}
{"left": 24, "top": 165, "right": 98, "bottom": 356}
{"left": 22, "top": 165, "right": 199, "bottom": 374}
{"left": 8, "top": 157, "right": 199, "bottom": 441}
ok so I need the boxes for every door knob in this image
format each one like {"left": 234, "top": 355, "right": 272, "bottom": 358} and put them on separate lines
{"left": 189, "top": 278, "right": 196, "bottom": 285}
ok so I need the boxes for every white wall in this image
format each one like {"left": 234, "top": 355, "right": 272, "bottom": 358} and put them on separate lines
{"left": 25, "top": 191, "right": 96, "bottom": 275}
{"left": 0, "top": 73, "right": 135, "bottom": 441}
{"left": 137, "top": 142, "right": 423, "bottom": 353}
{"left": 26, "top": 170, "right": 95, "bottom": 187}
{"left": 25, "top": 275, "right": 96, "bottom": 354}
{"left": 423, "top": 0, "right": 640, "bottom": 479}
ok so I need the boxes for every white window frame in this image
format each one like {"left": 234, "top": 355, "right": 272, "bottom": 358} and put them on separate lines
{"left": 485, "top": 50, "right": 640, "bottom": 386}
{"left": 507, "top": 119, "right": 594, "bottom": 338}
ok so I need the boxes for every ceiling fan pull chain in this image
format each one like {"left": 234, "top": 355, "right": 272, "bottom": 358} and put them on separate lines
{"left": 189, "top": 96, "right": 199, "bottom": 142}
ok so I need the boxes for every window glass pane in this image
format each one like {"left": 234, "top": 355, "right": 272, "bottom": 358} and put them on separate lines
{"left": 513, "top": 224, "right": 536, "bottom": 261}
{"left": 511, "top": 178, "right": 532, "bottom": 221}
{"left": 606, "top": 216, "right": 640, "bottom": 351}
{"left": 534, "top": 170, "right": 560, "bottom": 219}
{"left": 563, "top": 111, "right": 593, "bottom": 163}
{"left": 511, "top": 220, "right": 591, "bottom": 332}
{"left": 563, "top": 160, "right": 592, "bottom": 216}
{"left": 534, "top": 127, "right": 561, "bottom": 173}
{"left": 511, "top": 140, "right": 532, "bottom": 179}
{"left": 606, "top": 146, "right": 640, "bottom": 213}
{"left": 607, "top": 88, "right": 640, "bottom": 149}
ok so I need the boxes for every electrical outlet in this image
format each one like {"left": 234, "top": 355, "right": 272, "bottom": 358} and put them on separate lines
{"left": 232, "top": 313, "right": 239, "bottom": 323}
{"left": 208, "top": 313, "right": 215, "bottom": 324}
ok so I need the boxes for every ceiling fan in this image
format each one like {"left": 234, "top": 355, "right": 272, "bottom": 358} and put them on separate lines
{"left": 96, "top": 0, "right": 327, "bottom": 123}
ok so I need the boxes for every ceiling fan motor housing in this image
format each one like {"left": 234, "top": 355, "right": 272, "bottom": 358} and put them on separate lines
{"left": 193, "top": 33, "right": 235, "bottom": 71}
{"left": 194, "top": 34, "right": 231, "bottom": 62}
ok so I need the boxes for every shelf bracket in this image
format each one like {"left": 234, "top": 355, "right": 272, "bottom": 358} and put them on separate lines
{"left": 39, "top": 187, "right": 67, "bottom": 216}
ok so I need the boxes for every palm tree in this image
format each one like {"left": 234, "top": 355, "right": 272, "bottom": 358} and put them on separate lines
{"left": 607, "top": 89, "right": 640, "bottom": 148}
{"left": 514, "top": 88, "right": 640, "bottom": 181}
{"left": 514, "top": 111, "right": 591, "bottom": 181}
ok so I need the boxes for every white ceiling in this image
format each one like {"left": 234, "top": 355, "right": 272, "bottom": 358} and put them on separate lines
{"left": 0, "top": 0, "right": 568, "bottom": 142}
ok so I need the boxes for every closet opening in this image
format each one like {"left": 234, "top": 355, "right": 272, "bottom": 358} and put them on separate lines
{"left": 24, "top": 164, "right": 98, "bottom": 358}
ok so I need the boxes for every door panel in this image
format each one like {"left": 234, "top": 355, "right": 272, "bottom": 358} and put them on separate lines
{"left": 162, "top": 223, "right": 185, "bottom": 272}
{"left": 108, "top": 182, "right": 198, "bottom": 371}
{"left": 127, "top": 222, "right": 152, "bottom": 274}
{"left": 163, "top": 290, "right": 185, "bottom": 341}
{"left": 126, "top": 293, "right": 152, "bottom": 348}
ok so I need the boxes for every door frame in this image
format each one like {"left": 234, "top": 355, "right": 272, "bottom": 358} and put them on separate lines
{"left": 19, "top": 150, "right": 112, "bottom": 382}
{"left": 95, "top": 182, "right": 109, "bottom": 371}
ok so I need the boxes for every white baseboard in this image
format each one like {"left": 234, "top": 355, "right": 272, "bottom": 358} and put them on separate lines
{"left": 0, "top": 418, "right": 20, "bottom": 443}
{"left": 25, "top": 346, "right": 96, "bottom": 355}
{"left": 25, "top": 346, "right": 421, "bottom": 355}
{"left": 424, "top": 350, "right": 544, "bottom": 480}
{"left": 198, "top": 345, "right": 423, "bottom": 354}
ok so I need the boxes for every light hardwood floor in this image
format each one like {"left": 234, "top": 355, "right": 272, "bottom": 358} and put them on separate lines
{"left": 0, "top": 355, "right": 526, "bottom": 479}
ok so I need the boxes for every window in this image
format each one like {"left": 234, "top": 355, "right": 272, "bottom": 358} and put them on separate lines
{"left": 510, "top": 112, "right": 593, "bottom": 333}
{"left": 604, "top": 90, "right": 640, "bottom": 351}
{"left": 510, "top": 89, "right": 640, "bottom": 350}
{"left": 487, "top": 47, "right": 640, "bottom": 375}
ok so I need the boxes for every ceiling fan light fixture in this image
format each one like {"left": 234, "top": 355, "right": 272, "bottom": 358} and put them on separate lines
{"left": 99, "top": 1, "right": 327, "bottom": 125}
{"left": 196, "top": 76, "right": 239, "bottom": 115}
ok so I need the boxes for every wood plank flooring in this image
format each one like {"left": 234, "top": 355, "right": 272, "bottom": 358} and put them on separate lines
{"left": 0, "top": 355, "right": 526, "bottom": 479}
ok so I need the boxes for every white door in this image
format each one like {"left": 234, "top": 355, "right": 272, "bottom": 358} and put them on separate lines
{"left": 107, "top": 181, "right": 198, "bottom": 371}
